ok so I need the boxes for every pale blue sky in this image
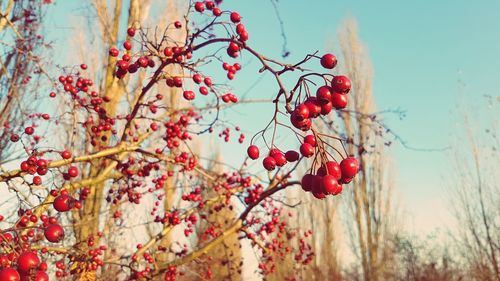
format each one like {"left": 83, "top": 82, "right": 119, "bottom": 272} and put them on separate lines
{"left": 44, "top": 0, "right": 500, "bottom": 235}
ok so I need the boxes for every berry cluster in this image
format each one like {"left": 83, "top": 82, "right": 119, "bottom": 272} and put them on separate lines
{"left": 247, "top": 53, "right": 359, "bottom": 199}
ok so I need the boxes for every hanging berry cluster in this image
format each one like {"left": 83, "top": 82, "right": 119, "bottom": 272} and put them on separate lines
{"left": 247, "top": 53, "right": 360, "bottom": 199}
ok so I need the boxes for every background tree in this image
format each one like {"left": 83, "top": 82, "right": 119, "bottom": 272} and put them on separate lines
{"left": 450, "top": 96, "right": 499, "bottom": 281}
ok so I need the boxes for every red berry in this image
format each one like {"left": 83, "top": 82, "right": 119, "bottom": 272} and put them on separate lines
{"left": 109, "top": 47, "right": 119, "bottom": 57}
{"left": 163, "top": 47, "right": 173, "bottom": 57}
{"left": 320, "top": 53, "right": 337, "bottom": 69}
{"left": 236, "top": 23, "right": 245, "bottom": 34}
{"left": 271, "top": 151, "right": 287, "bottom": 167}
{"left": 0, "top": 268, "right": 20, "bottom": 281}
{"left": 293, "top": 104, "right": 310, "bottom": 121}
{"left": 322, "top": 175, "right": 341, "bottom": 194}
{"left": 183, "top": 90, "right": 195, "bottom": 101}
{"left": 53, "top": 195, "right": 74, "bottom": 212}
{"left": 301, "top": 174, "right": 315, "bottom": 192}
{"left": 316, "top": 86, "right": 332, "bottom": 104}
{"left": 213, "top": 8, "right": 222, "bottom": 16}
{"left": 68, "top": 166, "right": 78, "bottom": 177}
{"left": 17, "top": 252, "right": 39, "bottom": 273}
{"left": 174, "top": 21, "right": 182, "bottom": 28}
{"left": 127, "top": 27, "right": 136, "bottom": 37}
{"left": 24, "top": 127, "right": 34, "bottom": 135}
{"left": 247, "top": 145, "right": 260, "bottom": 160}
{"left": 320, "top": 102, "right": 333, "bottom": 115}
{"left": 34, "top": 271, "right": 49, "bottom": 281}
{"left": 262, "top": 156, "right": 276, "bottom": 171}
{"left": 340, "top": 157, "right": 359, "bottom": 178}
{"left": 32, "top": 176, "right": 42, "bottom": 186}
{"left": 304, "top": 135, "right": 317, "bottom": 147}
{"left": 285, "top": 150, "right": 299, "bottom": 162}
{"left": 194, "top": 2, "right": 205, "bottom": 12}
{"left": 44, "top": 224, "right": 64, "bottom": 243}
{"left": 331, "top": 92, "right": 348, "bottom": 109}
{"left": 325, "top": 161, "right": 342, "bottom": 180}
{"left": 331, "top": 75, "right": 351, "bottom": 93}
{"left": 230, "top": 12, "right": 241, "bottom": 23}
{"left": 304, "top": 97, "right": 321, "bottom": 118}
{"left": 192, "top": 74, "right": 202, "bottom": 84}
{"left": 10, "top": 134, "right": 19, "bottom": 142}
{"left": 61, "top": 150, "right": 71, "bottom": 159}
{"left": 300, "top": 143, "right": 314, "bottom": 158}
{"left": 123, "top": 41, "right": 132, "bottom": 50}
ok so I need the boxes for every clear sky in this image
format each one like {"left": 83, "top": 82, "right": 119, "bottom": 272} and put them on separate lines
{"left": 44, "top": 0, "right": 500, "bottom": 236}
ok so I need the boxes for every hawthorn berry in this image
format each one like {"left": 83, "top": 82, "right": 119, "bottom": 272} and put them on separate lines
{"left": 262, "top": 156, "right": 276, "bottom": 171}
{"left": 53, "top": 195, "right": 74, "bottom": 212}
{"left": 331, "top": 92, "right": 348, "bottom": 109}
{"left": 340, "top": 157, "right": 359, "bottom": 178}
{"left": 247, "top": 145, "right": 259, "bottom": 160}
{"left": 320, "top": 53, "right": 337, "bottom": 69}
{"left": 0, "top": 268, "right": 20, "bottom": 281}
{"left": 44, "top": 224, "right": 64, "bottom": 243}
{"left": 300, "top": 143, "right": 315, "bottom": 157}
{"left": 230, "top": 12, "right": 241, "bottom": 23}
{"left": 127, "top": 27, "right": 136, "bottom": 37}
{"left": 331, "top": 75, "right": 351, "bottom": 93}
{"left": 285, "top": 150, "right": 299, "bottom": 162}
{"left": 17, "top": 251, "right": 39, "bottom": 273}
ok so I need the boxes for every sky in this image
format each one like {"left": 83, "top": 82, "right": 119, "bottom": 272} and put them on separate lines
{"left": 43, "top": 0, "right": 500, "bottom": 238}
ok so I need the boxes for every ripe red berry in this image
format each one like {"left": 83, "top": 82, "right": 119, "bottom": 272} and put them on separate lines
{"left": 174, "top": 21, "right": 182, "bottom": 28}
{"left": 109, "top": 47, "right": 119, "bottom": 57}
{"left": 194, "top": 2, "right": 205, "bottom": 12}
{"left": 33, "top": 176, "right": 42, "bottom": 186}
{"left": 0, "top": 268, "right": 20, "bottom": 281}
{"left": 293, "top": 104, "right": 310, "bottom": 121}
{"left": 61, "top": 150, "right": 71, "bottom": 159}
{"left": 271, "top": 151, "right": 287, "bottom": 167}
{"left": 320, "top": 53, "right": 337, "bottom": 69}
{"left": 68, "top": 166, "right": 78, "bottom": 177}
{"left": 192, "top": 74, "right": 202, "bottom": 84}
{"left": 53, "top": 194, "right": 74, "bottom": 212}
{"left": 331, "top": 75, "right": 351, "bottom": 93}
{"left": 247, "top": 145, "right": 259, "bottom": 160}
{"left": 236, "top": 23, "right": 245, "bottom": 34}
{"left": 304, "top": 135, "right": 317, "bottom": 147}
{"left": 127, "top": 27, "right": 136, "bottom": 37}
{"left": 213, "top": 8, "right": 222, "bottom": 16}
{"left": 320, "top": 102, "right": 333, "bottom": 115}
{"left": 17, "top": 251, "right": 39, "bottom": 273}
{"left": 44, "top": 224, "right": 64, "bottom": 243}
{"left": 325, "top": 161, "right": 342, "bottom": 180}
{"left": 322, "top": 175, "right": 341, "bottom": 194}
{"left": 285, "top": 150, "right": 299, "bottom": 162}
{"left": 35, "top": 271, "right": 49, "bottom": 281}
{"left": 301, "top": 174, "right": 315, "bottom": 192}
{"left": 304, "top": 97, "right": 321, "bottom": 118}
{"left": 340, "top": 157, "right": 359, "bottom": 178}
{"left": 262, "top": 156, "right": 276, "bottom": 171}
{"left": 183, "top": 91, "right": 195, "bottom": 101}
{"left": 300, "top": 143, "right": 314, "bottom": 157}
{"left": 316, "top": 86, "right": 332, "bottom": 104}
{"left": 331, "top": 92, "right": 348, "bottom": 109}
{"left": 24, "top": 127, "right": 34, "bottom": 135}
{"left": 123, "top": 41, "right": 132, "bottom": 50}
{"left": 230, "top": 12, "right": 241, "bottom": 23}
{"left": 10, "top": 134, "right": 19, "bottom": 142}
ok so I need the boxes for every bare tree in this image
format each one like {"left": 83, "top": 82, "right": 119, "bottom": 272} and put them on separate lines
{"left": 336, "top": 18, "right": 399, "bottom": 281}
{"left": 450, "top": 97, "right": 499, "bottom": 281}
